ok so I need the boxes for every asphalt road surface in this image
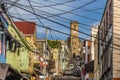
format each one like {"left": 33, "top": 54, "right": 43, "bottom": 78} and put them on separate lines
{"left": 54, "top": 75, "right": 80, "bottom": 80}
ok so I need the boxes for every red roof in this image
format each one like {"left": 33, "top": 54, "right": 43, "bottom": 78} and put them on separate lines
{"left": 14, "top": 22, "right": 36, "bottom": 34}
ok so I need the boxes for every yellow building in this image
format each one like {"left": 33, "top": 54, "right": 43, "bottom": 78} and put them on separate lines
{"left": 70, "top": 21, "right": 81, "bottom": 57}
{"left": 51, "top": 48, "right": 59, "bottom": 74}
{"left": 14, "top": 22, "right": 36, "bottom": 48}
{"left": 47, "top": 40, "right": 62, "bottom": 74}
{"left": 15, "top": 22, "right": 37, "bottom": 75}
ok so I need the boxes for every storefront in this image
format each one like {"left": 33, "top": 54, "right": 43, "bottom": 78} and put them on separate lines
{"left": 85, "top": 60, "right": 94, "bottom": 80}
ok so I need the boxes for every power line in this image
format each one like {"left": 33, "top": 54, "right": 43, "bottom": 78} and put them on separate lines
{"left": 8, "top": 1, "right": 105, "bottom": 29}
{"left": 45, "top": 0, "right": 103, "bottom": 14}
{"left": 15, "top": 0, "right": 97, "bottom": 21}
{"left": 13, "top": 7, "right": 23, "bottom": 19}
{"left": 51, "top": 30, "right": 63, "bottom": 40}
{"left": 29, "top": 0, "right": 99, "bottom": 21}
{"left": 30, "top": 0, "right": 77, "bottom": 8}
{"left": 27, "top": 0, "right": 45, "bottom": 26}
{"left": 6, "top": 1, "right": 98, "bottom": 23}
{"left": 5, "top": 1, "right": 120, "bottom": 48}
{"left": 16, "top": 0, "right": 98, "bottom": 22}
{"left": 7, "top": 0, "right": 20, "bottom": 10}
{"left": 4, "top": 1, "right": 120, "bottom": 47}
{"left": 7, "top": 2, "right": 104, "bottom": 31}
{"left": 3, "top": 18, "right": 38, "bottom": 54}
{"left": 49, "top": 0, "right": 98, "bottom": 14}
{"left": 8, "top": 2, "right": 120, "bottom": 40}
{"left": 49, "top": 29, "right": 54, "bottom": 40}
{"left": 26, "top": 2, "right": 120, "bottom": 38}
{"left": 28, "top": 2, "right": 103, "bottom": 14}
{"left": 4, "top": 0, "right": 120, "bottom": 42}
{"left": 7, "top": 2, "right": 92, "bottom": 27}
{"left": 9, "top": 15, "right": 120, "bottom": 51}
{"left": 27, "top": 2, "right": 59, "bottom": 40}
{"left": 74, "top": 8, "right": 103, "bottom": 14}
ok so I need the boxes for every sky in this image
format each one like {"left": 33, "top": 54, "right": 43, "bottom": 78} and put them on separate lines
{"left": 7, "top": 0, "right": 107, "bottom": 40}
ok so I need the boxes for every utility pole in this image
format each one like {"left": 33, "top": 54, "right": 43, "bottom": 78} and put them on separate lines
{"left": 85, "top": 41, "right": 88, "bottom": 64}
{"left": 63, "top": 45, "right": 65, "bottom": 70}
{"left": 57, "top": 41, "right": 61, "bottom": 74}
{"left": 44, "top": 27, "right": 48, "bottom": 80}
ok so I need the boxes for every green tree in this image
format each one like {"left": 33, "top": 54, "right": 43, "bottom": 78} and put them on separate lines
{"left": 47, "top": 40, "right": 61, "bottom": 48}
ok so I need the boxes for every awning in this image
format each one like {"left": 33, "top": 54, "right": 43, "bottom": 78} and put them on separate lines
{"left": 85, "top": 60, "right": 94, "bottom": 73}
{"left": 0, "top": 63, "right": 22, "bottom": 80}
{"left": 0, "top": 63, "right": 9, "bottom": 80}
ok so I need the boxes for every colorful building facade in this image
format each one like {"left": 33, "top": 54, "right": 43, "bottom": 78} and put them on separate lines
{"left": 0, "top": 3, "right": 37, "bottom": 80}
{"left": 14, "top": 22, "right": 37, "bottom": 79}
{"left": 0, "top": 15, "right": 8, "bottom": 63}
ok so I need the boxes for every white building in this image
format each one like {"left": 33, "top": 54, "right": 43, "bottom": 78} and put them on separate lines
{"left": 91, "top": 25, "right": 98, "bottom": 60}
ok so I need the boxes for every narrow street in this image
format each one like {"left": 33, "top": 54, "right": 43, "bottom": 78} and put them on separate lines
{"left": 1, "top": 0, "right": 120, "bottom": 80}
{"left": 54, "top": 75, "right": 80, "bottom": 80}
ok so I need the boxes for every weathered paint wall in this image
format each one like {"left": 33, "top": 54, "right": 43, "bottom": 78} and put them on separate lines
{"left": 51, "top": 48, "right": 59, "bottom": 74}
{"left": 6, "top": 25, "right": 21, "bottom": 71}
{"left": 25, "top": 36, "right": 35, "bottom": 73}
{"left": 7, "top": 25, "right": 30, "bottom": 72}
{"left": 20, "top": 47, "right": 29, "bottom": 72}
{"left": 24, "top": 33, "right": 37, "bottom": 73}
{"left": 6, "top": 51, "right": 21, "bottom": 71}
{"left": 25, "top": 36, "right": 36, "bottom": 49}
{"left": 113, "top": 0, "right": 120, "bottom": 78}
{"left": 25, "top": 36, "right": 31, "bottom": 43}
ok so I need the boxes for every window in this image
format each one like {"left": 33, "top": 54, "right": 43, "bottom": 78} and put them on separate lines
{"left": 74, "top": 25, "right": 77, "bottom": 29}
{"left": 74, "top": 25, "right": 76, "bottom": 29}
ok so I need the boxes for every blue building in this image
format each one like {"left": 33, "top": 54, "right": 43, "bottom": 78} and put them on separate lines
{"left": 0, "top": 15, "right": 8, "bottom": 63}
